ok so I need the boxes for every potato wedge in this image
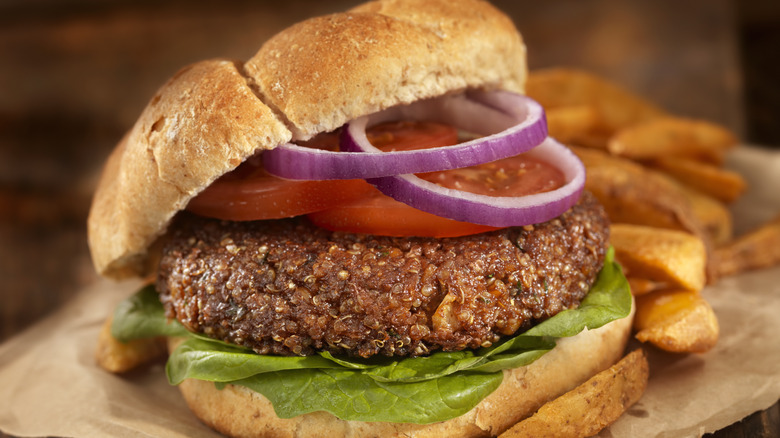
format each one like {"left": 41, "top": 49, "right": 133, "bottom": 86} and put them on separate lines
{"left": 526, "top": 68, "right": 666, "bottom": 133}
{"left": 607, "top": 117, "right": 737, "bottom": 164}
{"left": 634, "top": 290, "right": 719, "bottom": 353}
{"left": 499, "top": 350, "right": 649, "bottom": 438}
{"left": 545, "top": 105, "right": 605, "bottom": 147}
{"left": 676, "top": 184, "right": 733, "bottom": 246}
{"left": 627, "top": 277, "right": 663, "bottom": 296}
{"left": 713, "top": 215, "right": 780, "bottom": 278}
{"left": 611, "top": 224, "right": 707, "bottom": 292}
{"left": 574, "top": 146, "right": 708, "bottom": 236}
{"left": 95, "top": 316, "right": 166, "bottom": 373}
{"left": 649, "top": 157, "right": 746, "bottom": 203}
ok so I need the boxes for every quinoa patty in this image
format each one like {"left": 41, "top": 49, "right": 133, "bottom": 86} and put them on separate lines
{"left": 157, "top": 192, "right": 609, "bottom": 358}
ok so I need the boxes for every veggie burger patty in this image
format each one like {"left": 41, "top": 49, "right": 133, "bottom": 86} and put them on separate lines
{"left": 157, "top": 192, "right": 609, "bottom": 359}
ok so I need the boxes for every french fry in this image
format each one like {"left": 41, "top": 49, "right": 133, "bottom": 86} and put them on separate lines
{"left": 607, "top": 116, "right": 737, "bottom": 164}
{"left": 95, "top": 317, "right": 166, "bottom": 373}
{"left": 713, "top": 215, "right": 780, "bottom": 278}
{"left": 649, "top": 157, "right": 747, "bottom": 203}
{"left": 634, "top": 290, "right": 719, "bottom": 353}
{"left": 610, "top": 224, "right": 707, "bottom": 292}
{"left": 526, "top": 68, "right": 666, "bottom": 134}
{"left": 499, "top": 350, "right": 649, "bottom": 438}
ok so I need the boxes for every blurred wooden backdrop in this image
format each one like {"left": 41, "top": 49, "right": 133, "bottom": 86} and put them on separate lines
{"left": 1, "top": 0, "right": 778, "bottom": 436}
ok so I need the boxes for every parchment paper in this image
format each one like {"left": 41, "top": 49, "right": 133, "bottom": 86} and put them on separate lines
{"left": 1, "top": 146, "right": 779, "bottom": 438}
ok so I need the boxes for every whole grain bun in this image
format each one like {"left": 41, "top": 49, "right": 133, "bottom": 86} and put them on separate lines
{"left": 87, "top": 0, "right": 526, "bottom": 279}
{"left": 87, "top": 60, "right": 292, "bottom": 278}
{"left": 173, "top": 305, "right": 634, "bottom": 438}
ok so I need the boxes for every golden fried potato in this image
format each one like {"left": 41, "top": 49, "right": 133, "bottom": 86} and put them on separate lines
{"left": 526, "top": 68, "right": 666, "bottom": 134}
{"left": 634, "top": 290, "right": 719, "bottom": 353}
{"left": 573, "top": 146, "right": 708, "bottom": 238}
{"left": 545, "top": 105, "right": 604, "bottom": 147}
{"left": 627, "top": 277, "right": 663, "bottom": 296}
{"left": 611, "top": 224, "right": 707, "bottom": 292}
{"left": 499, "top": 350, "right": 649, "bottom": 438}
{"left": 649, "top": 157, "right": 746, "bottom": 203}
{"left": 713, "top": 215, "right": 780, "bottom": 278}
{"left": 676, "top": 184, "right": 733, "bottom": 246}
{"left": 607, "top": 117, "right": 737, "bottom": 164}
{"left": 95, "top": 317, "right": 166, "bottom": 373}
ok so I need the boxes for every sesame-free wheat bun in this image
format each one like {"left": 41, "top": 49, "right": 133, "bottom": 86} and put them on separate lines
{"left": 89, "top": 1, "right": 636, "bottom": 437}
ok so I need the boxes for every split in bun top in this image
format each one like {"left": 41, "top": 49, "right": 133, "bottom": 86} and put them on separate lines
{"left": 87, "top": 0, "right": 527, "bottom": 279}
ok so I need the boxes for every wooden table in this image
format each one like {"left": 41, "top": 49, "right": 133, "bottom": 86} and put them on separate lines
{"left": 1, "top": 0, "right": 778, "bottom": 436}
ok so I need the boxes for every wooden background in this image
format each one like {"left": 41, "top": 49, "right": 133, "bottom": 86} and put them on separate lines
{"left": 1, "top": 0, "right": 778, "bottom": 436}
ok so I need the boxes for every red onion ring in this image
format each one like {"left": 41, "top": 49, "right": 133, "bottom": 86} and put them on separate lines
{"left": 262, "top": 91, "right": 547, "bottom": 180}
{"left": 366, "top": 137, "right": 585, "bottom": 227}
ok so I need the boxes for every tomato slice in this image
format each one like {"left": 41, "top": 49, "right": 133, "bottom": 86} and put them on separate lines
{"left": 307, "top": 187, "right": 503, "bottom": 237}
{"left": 365, "top": 120, "right": 459, "bottom": 151}
{"left": 186, "top": 131, "right": 373, "bottom": 220}
{"left": 186, "top": 121, "right": 458, "bottom": 222}
{"left": 306, "top": 121, "right": 500, "bottom": 236}
{"left": 308, "top": 154, "right": 564, "bottom": 236}
{"left": 308, "top": 121, "right": 564, "bottom": 237}
{"left": 417, "top": 154, "right": 564, "bottom": 197}
{"left": 186, "top": 165, "right": 375, "bottom": 221}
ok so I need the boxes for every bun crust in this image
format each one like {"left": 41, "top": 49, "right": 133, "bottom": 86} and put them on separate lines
{"left": 87, "top": 0, "right": 526, "bottom": 278}
{"left": 247, "top": 0, "right": 526, "bottom": 140}
{"left": 174, "top": 308, "right": 633, "bottom": 438}
{"left": 88, "top": 60, "right": 292, "bottom": 278}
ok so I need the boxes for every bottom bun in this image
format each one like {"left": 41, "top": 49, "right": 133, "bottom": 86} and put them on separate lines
{"left": 176, "top": 303, "right": 634, "bottom": 438}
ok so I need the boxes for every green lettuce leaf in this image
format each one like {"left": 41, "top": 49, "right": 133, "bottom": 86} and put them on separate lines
{"left": 110, "top": 285, "right": 189, "bottom": 341}
{"left": 235, "top": 367, "right": 503, "bottom": 422}
{"left": 112, "top": 248, "right": 630, "bottom": 423}
{"left": 166, "top": 337, "right": 343, "bottom": 384}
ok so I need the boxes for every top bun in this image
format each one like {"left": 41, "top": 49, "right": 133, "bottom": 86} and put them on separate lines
{"left": 87, "top": 0, "right": 527, "bottom": 279}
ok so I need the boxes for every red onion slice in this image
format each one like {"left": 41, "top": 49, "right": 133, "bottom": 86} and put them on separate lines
{"left": 366, "top": 137, "right": 586, "bottom": 227}
{"left": 262, "top": 91, "right": 547, "bottom": 180}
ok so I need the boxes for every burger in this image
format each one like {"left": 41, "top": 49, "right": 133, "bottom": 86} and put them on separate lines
{"left": 89, "top": 0, "right": 635, "bottom": 436}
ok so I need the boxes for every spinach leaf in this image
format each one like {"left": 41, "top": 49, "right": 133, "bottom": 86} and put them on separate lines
{"left": 167, "top": 337, "right": 343, "bottom": 384}
{"left": 235, "top": 368, "right": 502, "bottom": 423}
{"left": 110, "top": 285, "right": 188, "bottom": 341}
